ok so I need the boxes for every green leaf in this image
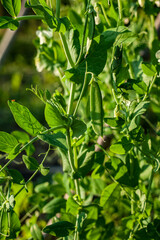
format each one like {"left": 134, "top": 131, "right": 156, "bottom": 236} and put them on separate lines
{"left": 129, "top": 101, "right": 150, "bottom": 131}
{"left": 7, "top": 143, "right": 21, "bottom": 160}
{"left": 110, "top": 137, "right": 133, "bottom": 155}
{"left": 83, "top": 204, "right": 99, "bottom": 230}
{"left": 8, "top": 101, "right": 44, "bottom": 136}
{"left": 0, "top": 131, "right": 18, "bottom": 153}
{"left": 22, "top": 155, "right": 39, "bottom": 171}
{"left": 43, "top": 221, "right": 75, "bottom": 237}
{"left": 114, "top": 29, "right": 137, "bottom": 47}
{"left": 39, "top": 165, "right": 50, "bottom": 176}
{"left": 38, "top": 133, "right": 67, "bottom": 150}
{"left": 45, "top": 102, "right": 67, "bottom": 128}
{"left": 12, "top": 131, "right": 30, "bottom": 144}
{"left": 104, "top": 117, "right": 125, "bottom": 127}
{"left": 42, "top": 197, "right": 66, "bottom": 214}
{"left": 78, "top": 151, "right": 95, "bottom": 177}
{"left": 8, "top": 169, "right": 25, "bottom": 185}
{"left": 1, "top": 0, "right": 21, "bottom": 17}
{"left": 65, "top": 29, "right": 80, "bottom": 65}
{"left": 116, "top": 66, "right": 130, "bottom": 86}
{"left": 0, "top": 16, "right": 19, "bottom": 30}
{"left": 25, "top": 0, "right": 58, "bottom": 29}
{"left": 141, "top": 63, "right": 157, "bottom": 76}
{"left": 65, "top": 27, "right": 133, "bottom": 84}
{"left": 9, "top": 210, "right": 21, "bottom": 238}
{"left": 66, "top": 197, "right": 79, "bottom": 215}
{"left": 71, "top": 119, "right": 87, "bottom": 139}
{"left": 0, "top": 211, "right": 9, "bottom": 239}
{"left": 31, "top": 224, "right": 44, "bottom": 240}
{"left": 100, "top": 182, "right": 118, "bottom": 206}
{"left": 58, "top": 17, "right": 72, "bottom": 34}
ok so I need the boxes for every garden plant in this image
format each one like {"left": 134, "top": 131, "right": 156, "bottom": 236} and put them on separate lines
{"left": 0, "top": 0, "right": 160, "bottom": 239}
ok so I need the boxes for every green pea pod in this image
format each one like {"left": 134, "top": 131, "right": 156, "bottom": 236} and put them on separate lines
{"left": 90, "top": 79, "right": 103, "bottom": 136}
{"left": 86, "top": 6, "right": 95, "bottom": 56}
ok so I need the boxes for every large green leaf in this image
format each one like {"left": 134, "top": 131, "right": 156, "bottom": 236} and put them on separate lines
{"left": 31, "top": 223, "right": 44, "bottom": 240}
{"left": 38, "top": 133, "right": 67, "bottom": 150}
{"left": 9, "top": 210, "right": 21, "bottom": 238}
{"left": 110, "top": 137, "right": 133, "bottom": 154}
{"left": 25, "top": 0, "right": 58, "bottom": 29}
{"left": 45, "top": 102, "right": 67, "bottom": 128}
{"left": 65, "top": 27, "right": 135, "bottom": 83}
{"left": 141, "top": 63, "right": 157, "bottom": 76}
{"left": 66, "top": 197, "right": 79, "bottom": 215}
{"left": 78, "top": 151, "right": 95, "bottom": 177}
{"left": 22, "top": 155, "right": 39, "bottom": 171}
{"left": 42, "top": 197, "right": 66, "bottom": 215}
{"left": 71, "top": 119, "right": 87, "bottom": 139}
{"left": 0, "top": 211, "right": 9, "bottom": 239}
{"left": 0, "top": 131, "right": 18, "bottom": 153}
{"left": 100, "top": 182, "right": 118, "bottom": 206}
{"left": 65, "top": 29, "right": 80, "bottom": 65}
{"left": 104, "top": 117, "right": 125, "bottom": 127}
{"left": 8, "top": 101, "right": 44, "bottom": 136}
{"left": 0, "top": 17, "right": 19, "bottom": 30}
{"left": 43, "top": 221, "right": 75, "bottom": 237}
{"left": 129, "top": 101, "right": 150, "bottom": 131}
{"left": 31, "top": 224, "right": 44, "bottom": 240}
{"left": 8, "top": 169, "right": 25, "bottom": 185}
{"left": 1, "top": 0, "right": 21, "bottom": 17}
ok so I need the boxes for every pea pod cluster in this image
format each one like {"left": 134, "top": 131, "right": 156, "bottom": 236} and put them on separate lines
{"left": 90, "top": 78, "right": 103, "bottom": 136}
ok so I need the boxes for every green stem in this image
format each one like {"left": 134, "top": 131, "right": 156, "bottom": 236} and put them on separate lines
{"left": 130, "top": 155, "right": 135, "bottom": 215}
{"left": 59, "top": 33, "right": 75, "bottom": 68}
{"left": 59, "top": 32, "right": 76, "bottom": 114}
{"left": 20, "top": 204, "right": 38, "bottom": 223}
{"left": 99, "top": 3, "right": 111, "bottom": 27}
{"left": 16, "top": 15, "right": 44, "bottom": 21}
{"left": 56, "top": 0, "right": 61, "bottom": 18}
{"left": 66, "top": 128, "right": 75, "bottom": 173}
{"left": 14, "top": 146, "right": 51, "bottom": 198}
{"left": 68, "top": 83, "right": 76, "bottom": 115}
{"left": 143, "top": 73, "right": 157, "bottom": 101}
{"left": 117, "top": 0, "right": 122, "bottom": 21}
{"left": 123, "top": 50, "right": 135, "bottom": 79}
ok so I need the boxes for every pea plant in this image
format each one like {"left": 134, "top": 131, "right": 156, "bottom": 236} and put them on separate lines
{"left": 0, "top": 0, "right": 160, "bottom": 239}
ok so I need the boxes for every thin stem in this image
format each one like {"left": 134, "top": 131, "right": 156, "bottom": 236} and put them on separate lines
{"left": 20, "top": 204, "right": 38, "bottom": 223}
{"left": 16, "top": 15, "right": 44, "bottom": 21}
{"left": 99, "top": 3, "right": 111, "bottom": 27}
{"left": 59, "top": 33, "right": 75, "bottom": 68}
{"left": 56, "top": 0, "right": 61, "bottom": 18}
{"left": 15, "top": 146, "right": 51, "bottom": 198}
{"left": 66, "top": 128, "right": 75, "bottom": 173}
{"left": 59, "top": 32, "right": 76, "bottom": 113}
{"left": 123, "top": 50, "right": 135, "bottom": 79}
{"left": 0, "top": 125, "right": 65, "bottom": 174}
{"left": 67, "top": 83, "right": 76, "bottom": 115}
{"left": 117, "top": 0, "right": 122, "bottom": 21}
{"left": 143, "top": 73, "right": 157, "bottom": 101}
